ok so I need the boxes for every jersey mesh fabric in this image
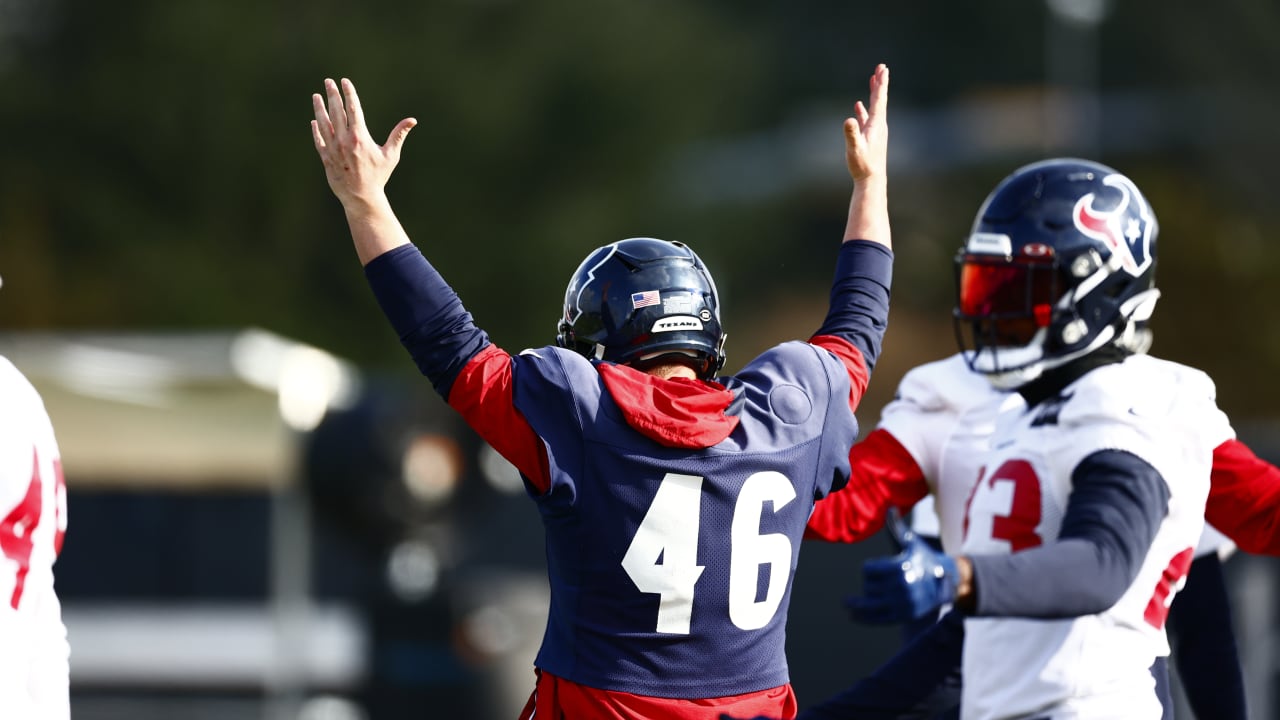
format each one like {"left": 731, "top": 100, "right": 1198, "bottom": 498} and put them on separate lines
{"left": 514, "top": 342, "right": 856, "bottom": 698}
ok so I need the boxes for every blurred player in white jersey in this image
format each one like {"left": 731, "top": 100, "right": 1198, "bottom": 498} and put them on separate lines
{"left": 808, "top": 351, "right": 1259, "bottom": 719}
{"left": 899, "top": 361, "right": 1251, "bottom": 720}
{"left": 0, "top": 279, "right": 71, "bottom": 718}
{"left": 791, "top": 159, "right": 1280, "bottom": 719}
{"left": 818, "top": 158, "right": 1271, "bottom": 719}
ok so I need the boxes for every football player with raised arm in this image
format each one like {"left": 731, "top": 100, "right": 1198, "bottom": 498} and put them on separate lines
{"left": 312, "top": 65, "right": 894, "bottom": 720}
{"left": 0, "top": 278, "right": 71, "bottom": 718}
{"left": 804, "top": 352, "right": 1262, "bottom": 720}
{"left": 802, "top": 158, "right": 1280, "bottom": 720}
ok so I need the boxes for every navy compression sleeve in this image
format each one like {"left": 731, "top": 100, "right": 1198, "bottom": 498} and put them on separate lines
{"left": 1150, "top": 655, "right": 1173, "bottom": 720}
{"left": 814, "top": 240, "right": 892, "bottom": 372}
{"left": 364, "top": 244, "right": 491, "bottom": 399}
{"left": 969, "top": 449, "right": 1170, "bottom": 617}
{"left": 1168, "top": 553, "right": 1247, "bottom": 720}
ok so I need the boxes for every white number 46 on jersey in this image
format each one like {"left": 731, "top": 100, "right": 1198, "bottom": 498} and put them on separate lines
{"left": 621, "top": 471, "right": 796, "bottom": 634}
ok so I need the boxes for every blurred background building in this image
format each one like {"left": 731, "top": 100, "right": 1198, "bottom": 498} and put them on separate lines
{"left": 1, "top": 0, "right": 1278, "bottom": 717}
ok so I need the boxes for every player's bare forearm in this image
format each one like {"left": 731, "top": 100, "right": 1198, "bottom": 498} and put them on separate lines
{"left": 845, "top": 178, "right": 889, "bottom": 248}
{"left": 843, "top": 64, "right": 890, "bottom": 249}
{"left": 340, "top": 194, "right": 415, "bottom": 267}
{"left": 310, "top": 77, "right": 419, "bottom": 266}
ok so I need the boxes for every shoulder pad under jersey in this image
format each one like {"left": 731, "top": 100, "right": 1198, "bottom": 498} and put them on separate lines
{"left": 885, "top": 353, "right": 1001, "bottom": 420}
{"left": 1058, "top": 355, "right": 1228, "bottom": 439}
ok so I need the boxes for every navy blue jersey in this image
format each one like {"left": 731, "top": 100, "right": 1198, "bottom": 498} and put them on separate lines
{"left": 513, "top": 341, "right": 857, "bottom": 697}
{"left": 363, "top": 239, "right": 892, "bottom": 707}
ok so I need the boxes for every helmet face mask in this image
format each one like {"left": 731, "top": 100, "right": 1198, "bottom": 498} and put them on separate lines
{"left": 956, "top": 243, "right": 1065, "bottom": 348}
{"left": 555, "top": 237, "right": 727, "bottom": 380}
{"left": 953, "top": 159, "right": 1159, "bottom": 388}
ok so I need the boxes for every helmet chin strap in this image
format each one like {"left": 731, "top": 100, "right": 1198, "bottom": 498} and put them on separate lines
{"left": 1111, "top": 289, "right": 1162, "bottom": 354}
{"left": 985, "top": 363, "right": 1045, "bottom": 391}
{"left": 977, "top": 276, "right": 1161, "bottom": 391}
{"left": 981, "top": 324, "right": 1120, "bottom": 390}
{"left": 1116, "top": 323, "right": 1153, "bottom": 356}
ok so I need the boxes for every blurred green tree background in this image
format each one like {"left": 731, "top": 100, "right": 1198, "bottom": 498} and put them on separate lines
{"left": 2, "top": 0, "right": 1278, "bottom": 421}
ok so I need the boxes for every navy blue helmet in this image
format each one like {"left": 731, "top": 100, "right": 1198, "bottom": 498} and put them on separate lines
{"left": 953, "top": 158, "right": 1160, "bottom": 388}
{"left": 556, "top": 237, "right": 726, "bottom": 379}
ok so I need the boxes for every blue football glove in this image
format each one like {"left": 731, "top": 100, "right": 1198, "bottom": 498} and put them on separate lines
{"left": 845, "top": 509, "right": 959, "bottom": 625}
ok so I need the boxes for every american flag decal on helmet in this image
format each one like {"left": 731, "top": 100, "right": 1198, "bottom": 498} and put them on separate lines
{"left": 631, "top": 290, "right": 660, "bottom": 309}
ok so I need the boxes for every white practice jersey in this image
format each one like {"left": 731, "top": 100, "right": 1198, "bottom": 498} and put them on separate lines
{"left": 880, "top": 353, "right": 1009, "bottom": 554}
{"left": 887, "top": 353, "right": 1235, "bottom": 559}
{"left": 0, "top": 357, "right": 69, "bottom": 719}
{"left": 958, "top": 355, "right": 1226, "bottom": 720}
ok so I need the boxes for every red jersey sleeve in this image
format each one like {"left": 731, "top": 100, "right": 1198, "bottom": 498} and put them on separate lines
{"left": 806, "top": 428, "right": 930, "bottom": 543}
{"left": 809, "top": 334, "right": 871, "bottom": 413}
{"left": 446, "top": 344, "right": 552, "bottom": 494}
{"left": 1206, "top": 438, "right": 1280, "bottom": 555}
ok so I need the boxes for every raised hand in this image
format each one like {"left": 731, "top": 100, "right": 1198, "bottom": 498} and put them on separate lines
{"left": 845, "top": 508, "right": 959, "bottom": 624}
{"left": 309, "top": 77, "right": 418, "bottom": 265}
{"left": 841, "top": 64, "right": 890, "bottom": 248}
{"left": 310, "top": 77, "right": 417, "bottom": 211}
{"left": 844, "top": 63, "right": 888, "bottom": 183}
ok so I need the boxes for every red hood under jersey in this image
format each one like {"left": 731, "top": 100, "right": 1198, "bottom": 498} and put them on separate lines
{"left": 596, "top": 363, "right": 739, "bottom": 449}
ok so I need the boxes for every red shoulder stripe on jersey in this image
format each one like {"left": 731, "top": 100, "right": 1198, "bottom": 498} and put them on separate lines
{"left": 447, "top": 344, "right": 551, "bottom": 494}
{"left": 1207, "top": 438, "right": 1280, "bottom": 555}
{"left": 806, "top": 428, "right": 930, "bottom": 543}
{"left": 809, "top": 334, "right": 871, "bottom": 413}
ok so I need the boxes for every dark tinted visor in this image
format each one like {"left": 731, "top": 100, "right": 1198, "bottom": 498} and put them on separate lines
{"left": 957, "top": 255, "right": 1060, "bottom": 319}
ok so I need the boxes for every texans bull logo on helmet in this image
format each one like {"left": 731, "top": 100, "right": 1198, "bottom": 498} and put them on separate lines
{"left": 1073, "top": 173, "right": 1155, "bottom": 278}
